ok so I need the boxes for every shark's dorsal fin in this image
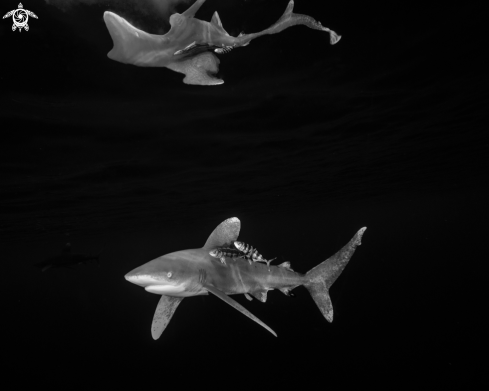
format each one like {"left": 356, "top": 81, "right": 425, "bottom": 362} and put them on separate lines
{"left": 203, "top": 217, "right": 240, "bottom": 250}
{"left": 152, "top": 295, "right": 184, "bottom": 340}
{"left": 62, "top": 243, "right": 71, "bottom": 254}
{"left": 205, "top": 284, "right": 277, "bottom": 337}
{"left": 210, "top": 11, "right": 229, "bottom": 36}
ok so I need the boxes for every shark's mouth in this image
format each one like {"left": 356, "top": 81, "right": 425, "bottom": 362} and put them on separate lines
{"left": 124, "top": 273, "right": 191, "bottom": 295}
{"left": 125, "top": 273, "right": 173, "bottom": 287}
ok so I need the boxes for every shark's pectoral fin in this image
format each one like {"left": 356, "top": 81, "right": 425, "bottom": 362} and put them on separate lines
{"left": 203, "top": 217, "right": 241, "bottom": 249}
{"left": 205, "top": 284, "right": 277, "bottom": 337}
{"left": 152, "top": 295, "right": 184, "bottom": 340}
{"left": 182, "top": 0, "right": 206, "bottom": 18}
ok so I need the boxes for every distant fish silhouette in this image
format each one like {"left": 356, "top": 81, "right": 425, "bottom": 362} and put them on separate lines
{"left": 35, "top": 243, "right": 102, "bottom": 272}
{"left": 125, "top": 217, "right": 366, "bottom": 339}
{"left": 103, "top": 0, "right": 341, "bottom": 85}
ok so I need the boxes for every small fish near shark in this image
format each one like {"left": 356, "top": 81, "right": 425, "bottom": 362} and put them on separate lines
{"left": 103, "top": 0, "right": 341, "bottom": 85}
{"left": 125, "top": 217, "right": 366, "bottom": 339}
{"left": 35, "top": 243, "right": 102, "bottom": 272}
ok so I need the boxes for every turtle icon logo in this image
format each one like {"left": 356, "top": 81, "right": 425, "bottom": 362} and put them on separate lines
{"left": 3, "top": 3, "right": 38, "bottom": 32}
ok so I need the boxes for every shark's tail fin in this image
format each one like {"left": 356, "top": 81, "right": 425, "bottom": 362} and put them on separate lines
{"left": 304, "top": 227, "right": 366, "bottom": 322}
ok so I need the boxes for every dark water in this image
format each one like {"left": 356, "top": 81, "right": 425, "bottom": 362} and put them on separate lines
{"left": 1, "top": 0, "right": 486, "bottom": 387}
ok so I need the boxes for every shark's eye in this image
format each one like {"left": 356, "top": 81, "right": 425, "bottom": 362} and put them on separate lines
{"left": 167, "top": 272, "right": 172, "bottom": 278}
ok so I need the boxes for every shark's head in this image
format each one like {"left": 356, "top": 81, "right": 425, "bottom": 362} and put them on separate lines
{"left": 124, "top": 249, "right": 207, "bottom": 296}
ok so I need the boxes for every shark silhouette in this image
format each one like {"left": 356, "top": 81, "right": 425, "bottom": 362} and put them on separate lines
{"left": 35, "top": 243, "right": 101, "bottom": 272}
{"left": 125, "top": 217, "right": 366, "bottom": 339}
{"left": 103, "top": 0, "right": 341, "bottom": 85}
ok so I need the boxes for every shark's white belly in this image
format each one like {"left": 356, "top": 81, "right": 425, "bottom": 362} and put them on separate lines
{"left": 145, "top": 283, "right": 207, "bottom": 297}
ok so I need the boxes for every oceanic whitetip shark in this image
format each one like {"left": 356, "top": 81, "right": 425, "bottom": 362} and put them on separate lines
{"left": 103, "top": 0, "right": 341, "bottom": 85}
{"left": 35, "top": 243, "right": 102, "bottom": 272}
{"left": 125, "top": 217, "right": 366, "bottom": 339}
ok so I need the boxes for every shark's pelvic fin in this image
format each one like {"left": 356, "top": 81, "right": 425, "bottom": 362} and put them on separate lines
{"left": 205, "top": 284, "right": 277, "bottom": 337}
{"left": 151, "top": 295, "right": 184, "bottom": 340}
{"left": 279, "top": 287, "right": 294, "bottom": 296}
{"left": 203, "top": 217, "right": 241, "bottom": 250}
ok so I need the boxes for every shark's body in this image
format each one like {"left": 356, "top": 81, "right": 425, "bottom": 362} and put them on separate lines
{"left": 103, "top": 0, "right": 341, "bottom": 85}
{"left": 128, "top": 248, "right": 304, "bottom": 299}
{"left": 125, "top": 217, "right": 366, "bottom": 339}
{"left": 35, "top": 243, "right": 101, "bottom": 272}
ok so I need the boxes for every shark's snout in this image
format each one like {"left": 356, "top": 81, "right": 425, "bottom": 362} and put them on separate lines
{"left": 125, "top": 270, "right": 187, "bottom": 295}
{"left": 124, "top": 272, "right": 143, "bottom": 286}
{"left": 124, "top": 271, "right": 158, "bottom": 287}
{"left": 124, "top": 273, "right": 137, "bottom": 283}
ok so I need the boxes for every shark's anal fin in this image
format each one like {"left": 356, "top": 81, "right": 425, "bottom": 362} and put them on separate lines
{"left": 152, "top": 295, "right": 184, "bottom": 340}
{"left": 251, "top": 289, "right": 268, "bottom": 303}
{"left": 205, "top": 284, "right": 277, "bottom": 337}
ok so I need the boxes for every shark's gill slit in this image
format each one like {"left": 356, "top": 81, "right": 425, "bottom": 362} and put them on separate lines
{"left": 199, "top": 268, "right": 207, "bottom": 285}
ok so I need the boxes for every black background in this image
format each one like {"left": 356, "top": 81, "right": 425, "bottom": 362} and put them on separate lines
{"left": 1, "top": 0, "right": 486, "bottom": 388}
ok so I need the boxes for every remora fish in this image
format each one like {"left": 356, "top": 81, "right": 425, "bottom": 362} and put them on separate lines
{"left": 35, "top": 242, "right": 102, "bottom": 272}
{"left": 125, "top": 218, "right": 366, "bottom": 339}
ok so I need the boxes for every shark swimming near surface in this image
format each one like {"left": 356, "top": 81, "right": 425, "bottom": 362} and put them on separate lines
{"left": 35, "top": 243, "right": 102, "bottom": 272}
{"left": 125, "top": 217, "right": 366, "bottom": 339}
{"left": 103, "top": 0, "right": 341, "bottom": 85}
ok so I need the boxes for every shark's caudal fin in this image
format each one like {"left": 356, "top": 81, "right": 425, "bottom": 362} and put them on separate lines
{"left": 304, "top": 227, "right": 366, "bottom": 322}
{"left": 236, "top": 0, "right": 341, "bottom": 47}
